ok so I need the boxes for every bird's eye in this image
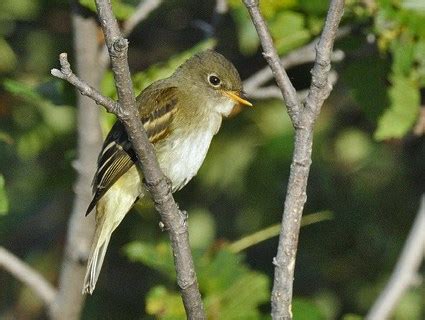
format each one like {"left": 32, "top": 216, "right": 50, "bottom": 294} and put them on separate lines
{"left": 208, "top": 75, "right": 221, "bottom": 87}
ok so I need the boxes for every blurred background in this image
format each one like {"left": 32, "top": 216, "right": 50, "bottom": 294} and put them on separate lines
{"left": 0, "top": 0, "right": 424, "bottom": 319}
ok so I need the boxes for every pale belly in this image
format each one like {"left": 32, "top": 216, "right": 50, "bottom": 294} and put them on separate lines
{"left": 157, "top": 130, "right": 214, "bottom": 192}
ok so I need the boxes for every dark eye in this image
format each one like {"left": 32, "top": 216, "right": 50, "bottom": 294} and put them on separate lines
{"left": 208, "top": 75, "right": 221, "bottom": 87}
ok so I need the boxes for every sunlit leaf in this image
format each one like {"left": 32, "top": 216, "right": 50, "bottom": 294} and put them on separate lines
{"left": 269, "top": 11, "right": 311, "bottom": 55}
{"left": 205, "top": 270, "right": 269, "bottom": 319}
{"left": 374, "top": 75, "right": 419, "bottom": 140}
{"left": 145, "top": 286, "right": 186, "bottom": 319}
{"left": 124, "top": 241, "right": 175, "bottom": 280}
{"left": 391, "top": 35, "right": 415, "bottom": 77}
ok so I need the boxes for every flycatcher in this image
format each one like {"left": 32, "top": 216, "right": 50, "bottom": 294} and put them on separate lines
{"left": 83, "top": 50, "right": 252, "bottom": 294}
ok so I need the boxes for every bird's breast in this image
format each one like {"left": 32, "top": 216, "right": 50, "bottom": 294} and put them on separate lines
{"left": 156, "top": 114, "right": 222, "bottom": 192}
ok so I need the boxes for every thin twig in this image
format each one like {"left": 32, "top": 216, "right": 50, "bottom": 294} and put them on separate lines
{"left": 243, "top": 0, "right": 302, "bottom": 125}
{"left": 247, "top": 70, "right": 339, "bottom": 101}
{"left": 242, "top": 1, "right": 345, "bottom": 319}
{"left": 228, "top": 211, "right": 333, "bottom": 253}
{"left": 0, "top": 247, "right": 57, "bottom": 307}
{"left": 51, "top": 53, "right": 119, "bottom": 113}
{"left": 243, "top": 29, "right": 347, "bottom": 99}
{"left": 366, "top": 195, "right": 425, "bottom": 320}
{"left": 52, "top": 0, "right": 205, "bottom": 318}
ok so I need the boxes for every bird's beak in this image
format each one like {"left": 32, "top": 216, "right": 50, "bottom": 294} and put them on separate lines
{"left": 222, "top": 90, "right": 253, "bottom": 107}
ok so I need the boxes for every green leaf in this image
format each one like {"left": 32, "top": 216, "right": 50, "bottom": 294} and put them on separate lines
{"left": 0, "top": 175, "right": 8, "bottom": 215}
{"left": 145, "top": 286, "right": 186, "bottom": 319}
{"left": 198, "top": 250, "right": 245, "bottom": 294}
{"left": 205, "top": 270, "right": 269, "bottom": 319}
{"left": 124, "top": 241, "right": 175, "bottom": 280}
{"left": 374, "top": 75, "right": 420, "bottom": 140}
{"left": 391, "top": 35, "right": 415, "bottom": 77}
{"left": 130, "top": 244, "right": 270, "bottom": 318}
{"left": 413, "top": 39, "right": 425, "bottom": 86}
{"left": 269, "top": 11, "right": 311, "bottom": 55}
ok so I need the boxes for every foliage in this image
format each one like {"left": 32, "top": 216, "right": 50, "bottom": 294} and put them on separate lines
{"left": 126, "top": 241, "right": 270, "bottom": 318}
{"left": 1, "top": 0, "right": 425, "bottom": 319}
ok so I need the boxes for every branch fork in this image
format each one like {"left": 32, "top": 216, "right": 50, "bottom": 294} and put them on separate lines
{"left": 242, "top": 0, "right": 345, "bottom": 318}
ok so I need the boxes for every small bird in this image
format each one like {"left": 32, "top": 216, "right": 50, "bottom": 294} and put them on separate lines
{"left": 82, "top": 50, "right": 252, "bottom": 294}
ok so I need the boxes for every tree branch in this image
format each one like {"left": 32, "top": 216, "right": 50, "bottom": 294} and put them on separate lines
{"left": 243, "top": 0, "right": 302, "bottom": 125}
{"left": 243, "top": 28, "right": 347, "bottom": 99}
{"left": 98, "top": 0, "right": 163, "bottom": 75}
{"left": 366, "top": 195, "right": 425, "bottom": 320}
{"left": 243, "top": 1, "right": 345, "bottom": 319}
{"left": 52, "top": 0, "right": 204, "bottom": 318}
{"left": 51, "top": 54, "right": 119, "bottom": 113}
{"left": 0, "top": 246, "right": 57, "bottom": 307}
{"left": 49, "top": 8, "right": 103, "bottom": 320}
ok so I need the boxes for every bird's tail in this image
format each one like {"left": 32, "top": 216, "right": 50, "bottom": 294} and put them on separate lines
{"left": 82, "top": 165, "right": 143, "bottom": 294}
{"left": 82, "top": 219, "right": 112, "bottom": 295}
{"left": 82, "top": 233, "right": 111, "bottom": 294}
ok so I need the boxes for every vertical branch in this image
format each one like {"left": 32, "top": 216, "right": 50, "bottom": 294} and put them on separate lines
{"left": 243, "top": 1, "right": 345, "bottom": 319}
{"left": 49, "top": 6, "right": 103, "bottom": 320}
{"left": 52, "top": 0, "right": 205, "bottom": 317}
{"left": 366, "top": 195, "right": 425, "bottom": 320}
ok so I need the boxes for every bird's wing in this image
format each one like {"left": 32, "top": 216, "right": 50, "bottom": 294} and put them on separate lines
{"left": 86, "top": 86, "right": 179, "bottom": 215}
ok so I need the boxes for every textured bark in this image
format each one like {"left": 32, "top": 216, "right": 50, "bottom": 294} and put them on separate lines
{"left": 242, "top": 0, "right": 345, "bottom": 319}
{"left": 49, "top": 8, "right": 102, "bottom": 320}
{"left": 52, "top": 0, "right": 205, "bottom": 318}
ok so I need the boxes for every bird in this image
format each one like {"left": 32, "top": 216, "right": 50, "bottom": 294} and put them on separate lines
{"left": 82, "top": 50, "right": 252, "bottom": 294}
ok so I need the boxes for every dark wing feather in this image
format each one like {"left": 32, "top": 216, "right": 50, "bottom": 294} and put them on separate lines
{"left": 86, "top": 86, "right": 179, "bottom": 215}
